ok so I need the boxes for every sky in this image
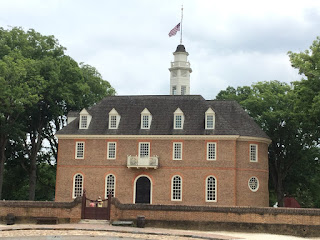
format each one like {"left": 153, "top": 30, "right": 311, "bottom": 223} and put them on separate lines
{"left": 1, "top": 0, "right": 320, "bottom": 99}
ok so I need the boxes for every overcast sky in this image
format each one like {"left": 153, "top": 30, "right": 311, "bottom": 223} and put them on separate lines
{"left": 1, "top": 0, "right": 320, "bottom": 99}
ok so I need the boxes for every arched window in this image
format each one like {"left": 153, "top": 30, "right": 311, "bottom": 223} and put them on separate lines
{"left": 171, "top": 175, "right": 182, "bottom": 201}
{"left": 105, "top": 174, "right": 115, "bottom": 198}
{"left": 206, "top": 176, "right": 217, "bottom": 202}
{"left": 73, "top": 174, "right": 83, "bottom": 198}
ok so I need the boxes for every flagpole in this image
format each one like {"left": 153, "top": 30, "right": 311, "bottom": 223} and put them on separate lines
{"left": 180, "top": 5, "right": 183, "bottom": 44}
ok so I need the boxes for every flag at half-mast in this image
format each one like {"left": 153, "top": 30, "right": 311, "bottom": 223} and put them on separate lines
{"left": 168, "top": 23, "right": 180, "bottom": 37}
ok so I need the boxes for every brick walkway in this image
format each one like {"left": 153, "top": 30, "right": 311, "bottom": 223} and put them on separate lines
{"left": 0, "top": 223, "right": 241, "bottom": 240}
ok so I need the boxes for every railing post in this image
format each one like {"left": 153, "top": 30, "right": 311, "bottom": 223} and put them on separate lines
{"left": 107, "top": 192, "right": 112, "bottom": 220}
{"left": 81, "top": 189, "right": 86, "bottom": 219}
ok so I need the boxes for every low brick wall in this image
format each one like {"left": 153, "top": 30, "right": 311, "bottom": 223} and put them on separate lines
{"left": 0, "top": 198, "right": 82, "bottom": 224}
{"left": 110, "top": 198, "right": 320, "bottom": 237}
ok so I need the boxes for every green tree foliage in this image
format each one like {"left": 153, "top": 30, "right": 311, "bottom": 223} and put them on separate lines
{"left": 216, "top": 81, "right": 320, "bottom": 207}
{"left": 288, "top": 37, "right": 320, "bottom": 145}
{"left": 0, "top": 27, "right": 115, "bottom": 200}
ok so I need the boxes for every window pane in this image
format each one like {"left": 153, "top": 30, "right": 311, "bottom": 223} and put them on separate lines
{"left": 140, "top": 143, "right": 149, "bottom": 157}
{"left": 207, "top": 143, "right": 216, "bottom": 160}
{"left": 172, "top": 176, "right": 182, "bottom": 200}
{"left": 142, "top": 115, "right": 149, "bottom": 129}
{"left": 250, "top": 145, "right": 257, "bottom": 162}
{"left": 174, "top": 143, "right": 182, "bottom": 160}
{"left": 206, "top": 176, "right": 216, "bottom": 201}
{"left": 81, "top": 116, "right": 87, "bottom": 128}
{"left": 175, "top": 115, "right": 182, "bottom": 129}
{"left": 181, "top": 86, "right": 186, "bottom": 95}
{"left": 108, "top": 142, "right": 116, "bottom": 159}
{"left": 206, "top": 115, "right": 214, "bottom": 129}
{"left": 106, "top": 174, "right": 115, "bottom": 198}
{"left": 76, "top": 142, "right": 84, "bottom": 158}
{"left": 172, "top": 86, "right": 177, "bottom": 95}
{"left": 248, "top": 177, "right": 259, "bottom": 191}
{"left": 110, "top": 115, "right": 117, "bottom": 128}
{"left": 74, "top": 174, "right": 83, "bottom": 198}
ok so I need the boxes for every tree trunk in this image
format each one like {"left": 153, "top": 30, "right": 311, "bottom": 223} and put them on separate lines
{"left": 28, "top": 131, "right": 42, "bottom": 201}
{"left": 0, "top": 136, "right": 7, "bottom": 200}
{"left": 276, "top": 177, "right": 284, "bottom": 207}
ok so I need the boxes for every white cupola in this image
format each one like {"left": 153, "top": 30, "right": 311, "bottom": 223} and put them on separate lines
{"left": 169, "top": 45, "right": 192, "bottom": 95}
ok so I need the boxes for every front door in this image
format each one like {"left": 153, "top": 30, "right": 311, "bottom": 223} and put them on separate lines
{"left": 135, "top": 176, "right": 151, "bottom": 204}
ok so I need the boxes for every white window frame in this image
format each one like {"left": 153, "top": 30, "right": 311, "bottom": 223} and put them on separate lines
{"left": 205, "top": 108, "right": 215, "bottom": 130}
{"left": 206, "top": 176, "right": 217, "bottom": 202}
{"left": 250, "top": 144, "right": 258, "bottom": 162}
{"left": 140, "top": 108, "right": 152, "bottom": 129}
{"left": 80, "top": 115, "right": 88, "bottom": 129}
{"left": 75, "top": 142, "right": 85, "bottom": 159}
{"left": 207, "top": 142, "right": 217, "bottom": 160}
{"left": 139, "top": 142, "right": 150, "bottom": 158}
{"left": 108, "top": 108, "right": 121, "bottom": 129}
{"left": 105, "top": 174, "right": 116, "bottom": 198}
{"left": 72, "top": 173, "right": 83, "bottom": 198}
{"left": 171, "top": 175, "right": 182, "bottom": 201}
{"left": 174, "top": 108, "right": 184, "bottom": 130}
{"left": 107, "top": 142, "right": 116, "bottom": 159}
{"left": 248, "top": 176, "right": 259, "bottom": 192}
{"left": 79, "top": 109, "right": 91, "bottom": 129}
{"left": 173, "top": 142, "right": 183, "bottom": 160}
{"left": 142, "top": 115, "right": 149, "bottom": 129}
{"left": 109, "top": 115, "right": 117, "bottom": 129}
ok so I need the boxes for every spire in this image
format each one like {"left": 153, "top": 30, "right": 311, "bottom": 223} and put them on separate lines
{"left": 169, "top": 44, "right": 192, "bottom": 95}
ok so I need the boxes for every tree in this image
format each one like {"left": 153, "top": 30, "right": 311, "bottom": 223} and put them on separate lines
{"left": 0, "top": 27, "right": 115, "bottom": 200}
{"left": 0, "top": 46, "right": 41, "bottom": 199}
{"left": 288, "top": 37, "right": 320, "bottom": 145}
{"left": 216, "top": 81, "right": 319, "bottom": 207}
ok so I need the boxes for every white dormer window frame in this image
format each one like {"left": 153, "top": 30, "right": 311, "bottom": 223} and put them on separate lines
{"left": 205, "top": 108, "right": 215, "bottom": 130}
{"left": 141, "top": 108, "right": 152, "bottom": 129}
{"left": 108, "top": 108, "right": 121, "bottom": 129}
{"left": 174, "top": 108, "right": 184, "bottom": 130}
{"left": 79, "top": 109, "right": 92, "bottom": 129}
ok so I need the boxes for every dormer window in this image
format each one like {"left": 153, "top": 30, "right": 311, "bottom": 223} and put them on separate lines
{"left": 141, "top": 108, "right": 152, "bottom": 129}
{"left": 109, "top": 108, "right": 121, "bottom": 129}
{"left": 205, "top": 108, "right": 215, "bottom": 130}
{"left": 80, "top": 115, "right": 87, "bottom": 128}
{"left": 79, "top": 108, "right": 92, "bottom": 129}
{"left": 174, "top": 108, "right": 184, "bottom": 129}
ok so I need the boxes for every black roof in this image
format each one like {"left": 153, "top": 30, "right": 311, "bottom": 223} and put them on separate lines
{"left": 175, "top": 45, "right": 187, "bottom": 53}
{"left": 57, "top": 95, "right": 269, "bottom": 139}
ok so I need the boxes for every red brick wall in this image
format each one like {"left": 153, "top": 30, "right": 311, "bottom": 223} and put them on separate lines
{"left": 56, "top": 137, "right": 269, "bottom": 207}
{"left": 111, "top": 199, "right": 320, "bottom": 227}
{"left": 0, "top": 198, "right": 82, "bottom": 223}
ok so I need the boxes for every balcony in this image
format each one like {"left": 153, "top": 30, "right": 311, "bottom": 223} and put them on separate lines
{"left": 127, "top": 155, "right": 159, "bottom": 169}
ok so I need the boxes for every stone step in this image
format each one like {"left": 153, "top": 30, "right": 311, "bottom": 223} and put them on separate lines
{"left": 79, "top": 219, "right": 110, "bottom": 224}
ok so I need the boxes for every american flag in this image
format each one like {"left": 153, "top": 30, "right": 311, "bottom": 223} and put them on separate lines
{"left": 168, "top": 23, "right": 180, "bottom": 37}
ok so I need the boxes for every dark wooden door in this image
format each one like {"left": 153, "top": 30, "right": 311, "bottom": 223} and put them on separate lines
{"left": 135, "top": 176, "right": 151, "bottom": 204}
{"left": 84, "top": 207, "right": 109, "bottom": 220}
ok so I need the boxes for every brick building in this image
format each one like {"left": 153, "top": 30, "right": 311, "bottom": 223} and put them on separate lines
{"left": 55, "top": 45, "right": 271, "bottom": 207}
